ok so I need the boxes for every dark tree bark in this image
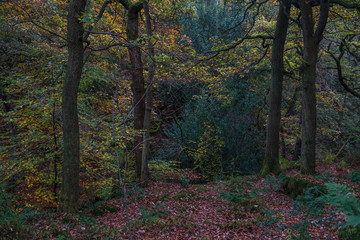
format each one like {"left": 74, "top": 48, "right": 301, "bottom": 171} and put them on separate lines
{"left": 283, "top": 86, "right": 302, "bottom": 161}
{"left": 293, "top": 106, "right": 303, "bottom": 162}
{"left": 329, "top": 0, "right": 360, "bottom": 11}
{"left": 59, "top": 0, "right": 87, "bottom": 213}
{"left": 117, "top": 0, "right": 145, "bottom": 179}
{"left": 293, "top": 137, "right": 302, "bottom": 161}
{"left": 328, "top": 41, "right": 360, "bottom": 98}
{"left": 51, "top": 101, "right": 60, "bottom": 202}
{"left": 128, "top": 5, "right": 145, "bottom": 179}
{"left": 298, "top": 0, "right": 329, "bottom": 174}
{"left": 141, "top": 0, "right": 155, "bottom": 185}
{"left": 261, "top": 0, "right": 291, "bottom": 176}
{"left": 0, "top": 83, "right": 17, "bottom": 160}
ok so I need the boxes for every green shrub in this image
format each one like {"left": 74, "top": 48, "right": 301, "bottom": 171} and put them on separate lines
{"left": 264, "top": 175, "right": 281, "bottom": 191}
{"left": 349, "top": 170, "right": 360, "bottom": 183}
{"left": 0, "top": 183, "right": 16, "bottom": 220}
{"left": 258, "top": 208, "right": 281, "bottom": 227}
{"left": 140, "top": 203, "right": 171, "bottom": 222}
{"left": 279, "top": 157, "right": 291, "bottom": 170}
{"left": 338, "top": 226, "right": 360, "bottom": 240}
{"left": 339, "top": 160, "right": 349, "bottom": 169}
{"left": 219, "top": 187, "right": 259, "bottom": 213}
{"left": 296, "top": 186, "right": 326, "bottom": 216}
{"left": 0, "top": 185, "right": 43, "bottom": 239}
{"left": 79, "top": 213, "right": 98, "bottom": 226}
{"left": 289, "top": 217, "right": 312, "bottom": 240}
{"left": 323, "top": 151, "right": 337, "bottom": 164}
{"left": 180, "top": 176, "right": 191, "bottom": 187}
{"left": 343, "top": 149, "right": 360, "bottom": 166}
{"left": 190, "top": 121, "right": 224, "bottom": 180}
{"left": 318, "top": 183, "right": 360, "bottom": 227}
{"left": 88, "top": 201, "right": 120, "bottom": 216}
{"left": 219, "top": 191, "right": 247, "bottom": 204}
{"left": 174, "top": 190, "right": 195, "bottom": 201}
{"left": 157, "top": 76, "right": 265, "bottom": 179}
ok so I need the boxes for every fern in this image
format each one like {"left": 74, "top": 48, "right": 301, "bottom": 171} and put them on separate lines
{"left": 318, "top": 183, "right": 360, "bottom": 227}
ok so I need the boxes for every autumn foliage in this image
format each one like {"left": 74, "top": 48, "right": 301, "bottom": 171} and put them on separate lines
{"left": 1, "top": 0, "right": 360, "bottom": 238}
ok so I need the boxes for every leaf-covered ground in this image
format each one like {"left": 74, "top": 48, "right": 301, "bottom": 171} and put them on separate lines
{"left": 68, "top": 163, "right": 358, "bottom": 239}
{"left": 5, "top": 163, "right": 359, "bottom": 239}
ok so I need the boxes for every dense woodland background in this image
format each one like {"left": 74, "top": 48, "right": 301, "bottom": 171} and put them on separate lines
{"left": 1, "top": 0, "right": 360, "bottom": 239}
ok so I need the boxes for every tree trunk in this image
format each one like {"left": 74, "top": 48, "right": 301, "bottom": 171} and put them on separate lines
{"left": 59, "top": 0, "right": 87, "bottom": 213}
{"left": 141, "top": 0, "right": 155, "bottom": 185}
{"left": 299, "top": 0, "right": 329, "bottom": 174}
{"left": 0, "top": 83, "right": 17, "bottom": 160}
{"left": 52, "top": 101, "right": 60, "bottom": 202}
{"left": 126, "top": 4, "right": 145, "bottom": 179}
{"left": 293, "top": 109, "right": 302, "bottom": 162}
{"left": 261, "top": 0, "right": 291, "bottom": 176}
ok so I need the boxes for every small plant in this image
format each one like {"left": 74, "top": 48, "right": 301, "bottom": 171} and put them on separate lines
{"left": 296, "top": 186, "right": 326, "bottom": 216}
{"left": 279, "top": 157, "right": 291, "bottom": 170}
{"left": 315, "top": 170, "right": 333, "bottom": 182}
{"left": 0, "top": 207, "right": 42, "bottom": 239}
{"left": 290, "top": 217, "right": 312, "bottom": 240}
{"left": 339, "top": 160, "right": 349, "bottom": 169}
{"left": 196, "top": 185, "right": 207, "bottom": 192}
{"left": 229, "top": 176, "right": 249, "bottom": 190}
{"left": 159, "top": 192, "right": 170, "bottom": 202}
{"left": 217, "top": 220, "right": 250, "bottom": 230}
{"left": 140, "top": 203, "right": 171, "bottom": 222}
{"left": 219, "top": 191, "right": 247, "bottom": 204}
{"left": 180, "top": 176, "right": 191, "bottom": 187}
{"left": 247, "top": 175, "right": 258, "bottom": 182}
{"left": 79, "top": 213, "right": 97, "bottom": 226}
{"left": 318, "top": 183, "right": 360, "bottom": 227}
{"left": 219, "top": 187, "right": 259, "bottom": 218}
{"left": 174, "top": 190, "right": 195, "bottom": 201}
{"left": 55, "top": 232, "right": 72, "bottom": 240}
{"left": 349, "top": 170, "right": 360, "bottom": 183}
{"left": 258, "top": 209, "right": 280, "bottom": 227}
{"left": 264, "top": 175, "right": 281, "bottom": 191}
{"left": 338, "top": 226, "right": 360, "bottom": 240}
{"left": 343, "top": 149, "right": 360, "bottom": 166}
{"left": 89, "top": 201, "right": 120, "bottom": 216}
{"left": 323, "top": 150, "right": 337, "bottom": 164}
{"left": 80, "top": 221, "right": 122, "bottom": 239}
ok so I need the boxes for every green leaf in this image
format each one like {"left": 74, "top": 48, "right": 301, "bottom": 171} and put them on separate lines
{"left": 345, "top": 216, "right": 360, "bottom": 227}
{"left": 83, "top": 17, "right": 92, "bottom": 24}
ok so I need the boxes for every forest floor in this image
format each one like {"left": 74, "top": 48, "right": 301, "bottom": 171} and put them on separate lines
{"left": 3, "top": 162, "right": 360, "bottom": 240}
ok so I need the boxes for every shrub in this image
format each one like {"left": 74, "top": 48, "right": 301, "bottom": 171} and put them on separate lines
{"left": 280, "top": 157, "right": 291, "bottom": 170}
{"left": 89, "top": 201, "right": 120, "bottom": 216}
{"left": 219, "top": 182, "right": 259, "bottom": 218}
{"left": 323, "top": 151, "right": 337, "bottom": 164}
{"left": 318, "top": 183, "right": 360, "bottom": 227}
{"left": 140, "top": 203, "right": 171, "bottom": 222}
{"left": 156, "top": 76, "right": 265, "bottom": 179}
{"left": 296, "top": 186, "right": 326, "bottom": 216}
{"left": 348, "top": 170, "right": 360, "bottom": 183}
{"left": 338, "top": 226, "right": 360, "bottom": 240}
{"left": 190, "top": 121, "right": 224, "bottom": 180}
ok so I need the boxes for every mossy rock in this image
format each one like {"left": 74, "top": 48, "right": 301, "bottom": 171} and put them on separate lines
{"left": 280, "top": 176, "right": 320, "bottom": 199}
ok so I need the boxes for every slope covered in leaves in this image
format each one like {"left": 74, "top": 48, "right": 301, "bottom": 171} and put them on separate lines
{"left": 2, "top": 162, "right": 359, "bottom": 239}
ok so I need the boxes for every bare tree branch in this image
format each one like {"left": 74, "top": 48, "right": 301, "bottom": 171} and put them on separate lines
{"left": 326, "top": 40, "right": 360, "bottom": 98}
